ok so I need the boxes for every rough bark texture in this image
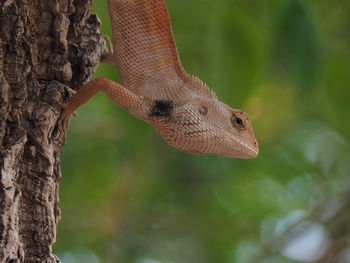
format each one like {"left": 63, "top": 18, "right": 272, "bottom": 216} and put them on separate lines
{"left": 0, "top": 0, "right": 104, "bottom": 262}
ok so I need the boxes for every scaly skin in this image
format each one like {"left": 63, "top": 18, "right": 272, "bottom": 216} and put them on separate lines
{"left": 61, "top": 0, "right": 259, "bottom": 159}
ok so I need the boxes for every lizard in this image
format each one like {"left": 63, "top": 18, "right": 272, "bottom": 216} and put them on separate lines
{"left": 59, "top": 0, "right": 259, "bottom": 159}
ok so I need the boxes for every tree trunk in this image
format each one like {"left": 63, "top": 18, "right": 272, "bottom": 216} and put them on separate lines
{"left": 0, "top": 0, "right": 104, "bottom": 262}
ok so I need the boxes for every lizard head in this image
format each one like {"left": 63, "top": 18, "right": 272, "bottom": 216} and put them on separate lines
{"left": 148, "top": 96, "right": 259, "bottom": 159}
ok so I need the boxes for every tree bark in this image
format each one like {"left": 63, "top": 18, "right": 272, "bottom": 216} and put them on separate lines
{"left": 0, "top": 0, "right": 104, "bottom": 262}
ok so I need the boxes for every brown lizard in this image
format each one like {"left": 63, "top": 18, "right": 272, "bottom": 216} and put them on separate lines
{"left": 60, "top": 0, "right": 259, "bottom": 159}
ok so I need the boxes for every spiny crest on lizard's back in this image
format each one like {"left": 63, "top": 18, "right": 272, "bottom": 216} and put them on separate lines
{"left": 189, "top": 75, "right": 218, "bottom": 100}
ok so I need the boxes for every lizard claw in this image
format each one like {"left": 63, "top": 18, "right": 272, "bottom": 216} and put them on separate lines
{"left": 100, "top": 34, "right": 117, "bottom": 65}
{"left": 59, "top": 111, "right": 70, "bottom": 132}
{"left": 102, "top": 34, "right": 114, "bottom": 54}
{"left": 53, "top": 102, "right": 77, "bottom": 144}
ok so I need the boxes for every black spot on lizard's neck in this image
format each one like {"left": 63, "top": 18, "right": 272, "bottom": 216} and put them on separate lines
{"left": 150, "top": 100, "right": 174, "bottom": 118}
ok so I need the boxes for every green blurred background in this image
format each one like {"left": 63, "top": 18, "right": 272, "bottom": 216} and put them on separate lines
{"left": 56, "top": 0, "right": 350, "bottom": 262}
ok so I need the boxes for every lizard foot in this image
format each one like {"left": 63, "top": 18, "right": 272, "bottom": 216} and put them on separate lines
{"left": 52, "top": 102, "right": 77, "bottom": 144}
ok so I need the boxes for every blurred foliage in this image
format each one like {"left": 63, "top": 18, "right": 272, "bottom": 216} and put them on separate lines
{"left": 55, "top": 0, "right": 350, "bottom": 262}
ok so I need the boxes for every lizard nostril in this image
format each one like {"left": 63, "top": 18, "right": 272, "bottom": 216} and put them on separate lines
{"left": 199, "top": 106, "right": 208, "bottom": 115}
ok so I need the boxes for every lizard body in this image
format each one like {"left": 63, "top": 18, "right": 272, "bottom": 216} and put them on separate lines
{"left": 61, "top": 0, "right": 259, "bottom": 159}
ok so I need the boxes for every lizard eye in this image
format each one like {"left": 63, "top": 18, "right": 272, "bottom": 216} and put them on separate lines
{"left": 199, "top": 106, "right": 208, "bottom": 115}
{"left": 231, "top": 114, "right": 245, "bottom": 130}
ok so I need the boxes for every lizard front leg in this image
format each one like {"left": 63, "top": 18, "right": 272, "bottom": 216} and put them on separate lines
{"left": 60, "top": 77, "right": 149, "bottom": 131}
